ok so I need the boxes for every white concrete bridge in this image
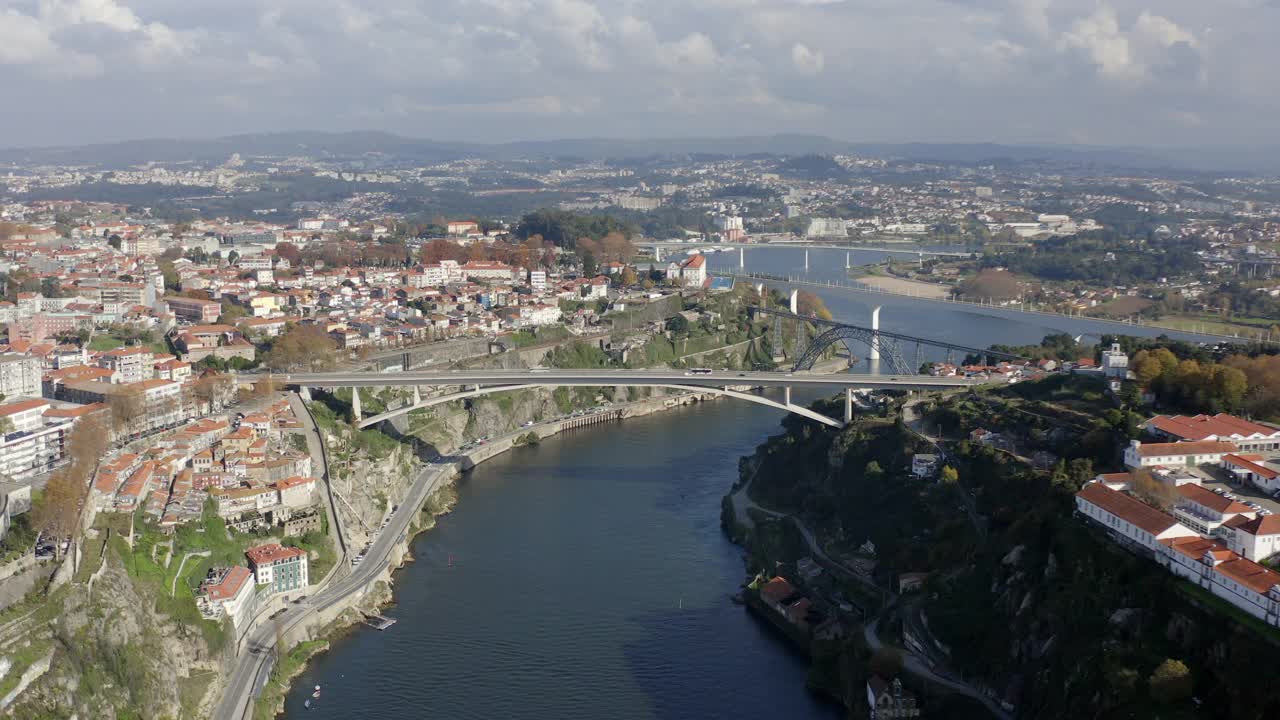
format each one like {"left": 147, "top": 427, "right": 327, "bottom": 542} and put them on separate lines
{"left": 249, "top": 369, "right": 981, "bottom": 429}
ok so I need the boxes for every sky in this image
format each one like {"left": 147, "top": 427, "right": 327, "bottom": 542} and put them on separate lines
{"left": 0, "top": 0, "right": 1275, "bottom": 149}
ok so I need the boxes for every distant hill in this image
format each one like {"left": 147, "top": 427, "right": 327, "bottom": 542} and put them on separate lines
{"left": 1, "top": 130, "right": 1277, "bottom": 174}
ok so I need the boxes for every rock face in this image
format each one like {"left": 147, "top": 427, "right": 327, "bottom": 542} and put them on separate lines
{"left": 8, "top": 558, "right": 228, "bottom": 719}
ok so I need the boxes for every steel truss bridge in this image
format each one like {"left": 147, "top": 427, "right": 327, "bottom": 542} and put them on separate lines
{"left": 750, "top": 306, "right": 1030, "bottom": 375}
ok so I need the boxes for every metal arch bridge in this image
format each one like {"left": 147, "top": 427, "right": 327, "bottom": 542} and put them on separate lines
{"left": 255, "top": 369, "right": 982, "bottom": 429}
{"left": 749, "top": 306, "right": 1030, "bottom": 375}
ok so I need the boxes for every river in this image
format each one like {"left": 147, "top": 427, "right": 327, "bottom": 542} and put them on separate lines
{"left": 284, "top": 390, "right": 842, "bottom": 720}
{"left": 284, "top": 245, "right": 1179, "bottom": 719}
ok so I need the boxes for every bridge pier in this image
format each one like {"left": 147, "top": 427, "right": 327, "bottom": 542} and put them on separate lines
{"left": 870, "top": 306, "right": 882, "bottom": 361}
{"left": 845, "top": 388, "right": 854, "bottom": 424}
{"left": 413, "top": 386, "right": 421, "bottom": 405}
{"left": 655, "top": 246, "right": 662, "bottom": 262}
{"left": 845, "top": 252, "right": 850, "bottom": 270}
{"left": 739, "top": 247, "right": 745, "bottom": 268}
{"left": 804, "top": 249, "right": 809, "bottom": 271}
{"left": 789, "top": 289, "right": 799, "bottom": 314}
{"left": 351, "top": 387, "right": 362, "bottom": 422}
{"left": 784, "top": 386, "right": 792, "bottom": 407}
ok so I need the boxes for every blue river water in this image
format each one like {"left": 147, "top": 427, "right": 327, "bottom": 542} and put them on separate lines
{"left": 284, "top": 245, "right": 1163, "bottom": 719}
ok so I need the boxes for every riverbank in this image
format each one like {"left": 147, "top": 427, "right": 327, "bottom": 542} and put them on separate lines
{"left": 852, "top": 273, "right": 953, "bottom": 299}
{"left": 259, "top": 389, "right": 731, "bottom": 719}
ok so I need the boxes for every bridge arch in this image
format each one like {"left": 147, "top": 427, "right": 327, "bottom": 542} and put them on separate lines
{"left": 353, "top": 383, "right": 843, "bottom": 429}
{"left": 793, "top": 326, "right": 915, "bottom": 375}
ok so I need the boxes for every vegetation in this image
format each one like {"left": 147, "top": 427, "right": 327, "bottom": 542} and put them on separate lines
{"left": 262, "top": 324, "right": 338, "bottom": 372}
{"left": 513, "top": 209, "right": 636, "bottom": 249}
{"left": 989, "top": 233, "right": 1204, "bottom": 285}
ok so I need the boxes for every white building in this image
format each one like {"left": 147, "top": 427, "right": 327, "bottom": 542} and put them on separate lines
{"left": 0, "top": 399, "right": 91, "bottom": 483}
{"left": 1158, "top": 536, "right": 1280, "bottom": 623}
{"left": 1101, "top": 343, "right": 1129, "bottom": 379}
{"left": 98, "top": 347, "right": 154, "bottom": 384}
{"left": 1223, "top": 515, "right": 1280, "bottom": 562}
{"left": 0, "top": 354, "right": 41, "bottom": 398}
{"left": 529, "top": 270, "right": 547, "bottom": 293}
{"left": 1123, "top": 439, "right": 1238, "bottom": 469}
{"left": 196, "top": 566, "right": 257, "bottom": 629}
{"left": 677, "top": 255, "right": 707, "bottom": 288}
{"left": 805, "top": 217, "right": 847, "bottom": 237}
{"left": 1143, "top": 414, "right": 1280, "bottom": 453}
{"left": 910, "top": 454, "right": 939, "bottom": 479}
{"left": 1172, "top": 483, "right": 1254, "bottom": 536}
{"left": 1074, "top": 482, "right": 1197, "bottom": 553}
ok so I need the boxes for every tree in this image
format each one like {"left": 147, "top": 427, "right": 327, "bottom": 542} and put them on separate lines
{"left": 619, "top": 267, "right": 638, "bottom": 286}
{"left": 1148, "top": 658, "right": 1193, "bottom": 704}
{"left": 1132, "top": 351, "right": 1164, "bottom": 387}
{"left": 864, "top": 460, "right": 884, "bottom": 478}
{"left": 794, "top": 290, "right": 833, "bottom": 320}
{"left": 940, "top": 465, "right": 959, "bottom": 485}
{"left": 1131, "top": 469, "right": 1176, "bottom": 510}
{"left": 227, "top": 250, "right": 240, "bottom": 266}
{"left": 264, "top": 324, "right": 338, "bottom": 372}
{"left": 275, "top": 242, "right": 303, "bottom": 266}
{"left": 107, "top": 234, "right": 122, "bottom": 250}
{"left": 666, "top": 315, "right": 690, "bottom": 335}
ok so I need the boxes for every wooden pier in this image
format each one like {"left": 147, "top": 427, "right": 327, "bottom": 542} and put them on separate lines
{"left": 362, "top": 613, "right": 397, "bottom": 631}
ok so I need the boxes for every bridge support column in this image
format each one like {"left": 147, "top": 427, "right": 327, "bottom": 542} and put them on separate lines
{"left": 784, "top": 386, "right": 792, "bottom": 407}
{"left": 755, "top": 283, "right": 764, "bottom": 298}
{"left": 846, "top": 252, "right": 850, "bottom": 270}
{"left": 845, "top": 388, "right": 854, "bottom": 424}
{"left": 804, "top": 249, "right": 810, "bottom": 271}
{"left": 789, "top": 289, "right": 798, "bottom": 314}
{"left": 413, "top": 386, "right": 421, "bottom": 406}
{"left": 870, "top": 306, "right": 882, "bottom": 361}
{"left": 739, "top": 247, "right": 745, "bottom": 268}
{"left": 655, "top": 246, "right": 662, "bottom": 262}
{"left": 299, "top": 386, "right": 312, "bottom": 402}
{"left": 351, "top": 387, "right": 362, "bottom": 422}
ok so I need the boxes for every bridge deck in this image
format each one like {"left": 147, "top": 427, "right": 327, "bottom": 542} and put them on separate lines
{"left": 268, "top": 369, "right": 980, "bottom": 390}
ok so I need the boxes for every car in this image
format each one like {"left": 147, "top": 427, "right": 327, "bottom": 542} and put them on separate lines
{"left": 738, "top": 373, "right": 746, "bottom": 377}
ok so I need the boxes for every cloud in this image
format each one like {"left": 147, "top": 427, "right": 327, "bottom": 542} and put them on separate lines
{"left": 790, "top": 43, "right": 824, "bottom": 74}
{"left": 0, "top": 0, "right": 1271, "bottom": 148}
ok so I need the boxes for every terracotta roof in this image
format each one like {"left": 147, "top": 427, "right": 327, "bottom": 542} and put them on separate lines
{"left": 1215, "top": 556, "right": 1280, "bottom": 595}
{"left": 1135, "top": 440, "right": 1238, "bottom": 458}
{"left": 203, "top": 566, "right": 252, "bottom": 601}
{"left": 759, "top": 576, "right": 797, "bottom": 604}
{"left": 246, "top": 543, "right": 306, "bottom": 566}
{"left": 1146, "top": 414, "right": 1280, "bottom": 442}
{"left": 1160, "top": 535, "right": 1224, "bottom": 560}
{"left": 1077, "top": 483, "right": 1184, "bottom": 536}
{"left": 1233, "top": 514, "right": 1280, "bottom": 537}
{"left": 1177, "top": 484, "right": 1254, "bottom": 515}
{"left": 1222, "top": 454, "right": 1279, "bottom": 480}
{"left": 0, "top": 399, "right": 51, "bottom": 416}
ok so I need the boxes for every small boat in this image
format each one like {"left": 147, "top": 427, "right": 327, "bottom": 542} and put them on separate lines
{"left": 312, "top": 691, "right": 321, "bottom": 698}
{"left": 304, "top": 699, "right": 311, "bottom": 710}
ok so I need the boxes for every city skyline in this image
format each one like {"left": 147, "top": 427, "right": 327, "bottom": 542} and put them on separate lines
{"left": 0, "top": 0, "right": 1275, "bottom": 149}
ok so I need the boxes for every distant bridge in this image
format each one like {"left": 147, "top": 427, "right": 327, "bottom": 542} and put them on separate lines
{"left": 251, "top": 369, "right": 981, "bottom": 429}
{"left": 748, "top": 301, "right": 1029, "bottom": 376}
{"left": 639, "top": 242, "right": 970, "bottom": 266}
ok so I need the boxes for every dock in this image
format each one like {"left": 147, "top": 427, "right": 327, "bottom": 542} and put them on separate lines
{"left": 362, "top": 613, "right": 397, "bottom": 631}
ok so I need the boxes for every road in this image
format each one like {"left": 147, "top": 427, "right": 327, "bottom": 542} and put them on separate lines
{"left": 211, "top": 460, "right": 454, "bottom": 720}
{"left": 257, "top": 369, "right": 981, "bottom": 391}
{"left": 864, "top": 618, "right": 1011, "bottom": 720}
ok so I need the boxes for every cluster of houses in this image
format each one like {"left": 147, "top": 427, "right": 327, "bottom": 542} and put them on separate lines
{"left": 90, "top": 399, "right": 318, "bottom": 531}
{"left": 1076, "top": 412, "right": 1280, "bottom": 627}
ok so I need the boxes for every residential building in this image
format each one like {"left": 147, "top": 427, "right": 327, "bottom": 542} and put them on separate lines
{"left": 0, "top": 399, "right": 86, "bottom": 483}
{"left": 246, "top": 543, "right": 309, "bottom": 595}
{"left": 1157, "top": 536, "right": 1280, "bottom": 624}
{"left": 1123, "top": 439, "right": 1239, "bottom": 469}
{"left": 196, "top": 566, "right": 257, "bottom": 629}
{"left": 165, "top": 295, "right": 222, "bottom": 324}
{"left": 529, "top": 270, "right": 547, "bottom": 293}
{"left": 677, "top": 254, "right": 707, "bottom": 289}
{"left": 274, "top": 475, "right": 316, "bottom": 509}
{"left": 0, "top": 353, "right": 41, "bottom": 397}
{"left": 98, "top": 347, "right": 154, "bottom": 384}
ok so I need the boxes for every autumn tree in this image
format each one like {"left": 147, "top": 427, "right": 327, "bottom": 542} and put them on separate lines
{"left": 275, "top": 242, "right": 303, "bottom": 266}
{"left": 107, "top": 386, "right": 147, "bottom": 437}
{"left": 619, "top": 267, "right": 638, "bottom": 286}
{"left": 264, "top": 324, "right": 338, "bottom": 372}
{"left": 795, "top": 290, "right": 833, "bottom": 320}
{"left": 32, "top": 413, "right": 109, "bottom": 556}
{"left": 1130, "top": 469, "right": 1176, "bottom": 510}
{"left": 940, "top": 465, "right": 959, "bottom": 485}
{"left": 1148, "top": 658, "right": 1193, "bottom": 704}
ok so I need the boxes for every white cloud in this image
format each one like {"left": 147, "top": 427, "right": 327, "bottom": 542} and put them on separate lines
{"left": 790, "top": 42, "right": 824, "bottom": 74}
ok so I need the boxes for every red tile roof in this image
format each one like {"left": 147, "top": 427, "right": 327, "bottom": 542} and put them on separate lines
{"left": 246, "top": 543, "right": 306, "bottom": 566}
{"left": 1233, "top": 514, "right": 1280, "bottom": 537}
{"left": 1216, "top": 556, "right": 1280, "bottom": 595}
{"left": 1077, "top": 483, "right": 1184, "bottom": 536}
{"left": 1136, "top": 440, "right": 1238, "bottom": 458}
{"left": 1222, "top": 454, "right": 1279, "bottom": 480}
{"left": 1176, "top": 484, "right": 1254, "bottom": 515}
{"left": 1146, "top": 414, "right": 1280, "bottom": 442}
{"left": 204, "top": 566, "right": 253, "bottom": 601}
